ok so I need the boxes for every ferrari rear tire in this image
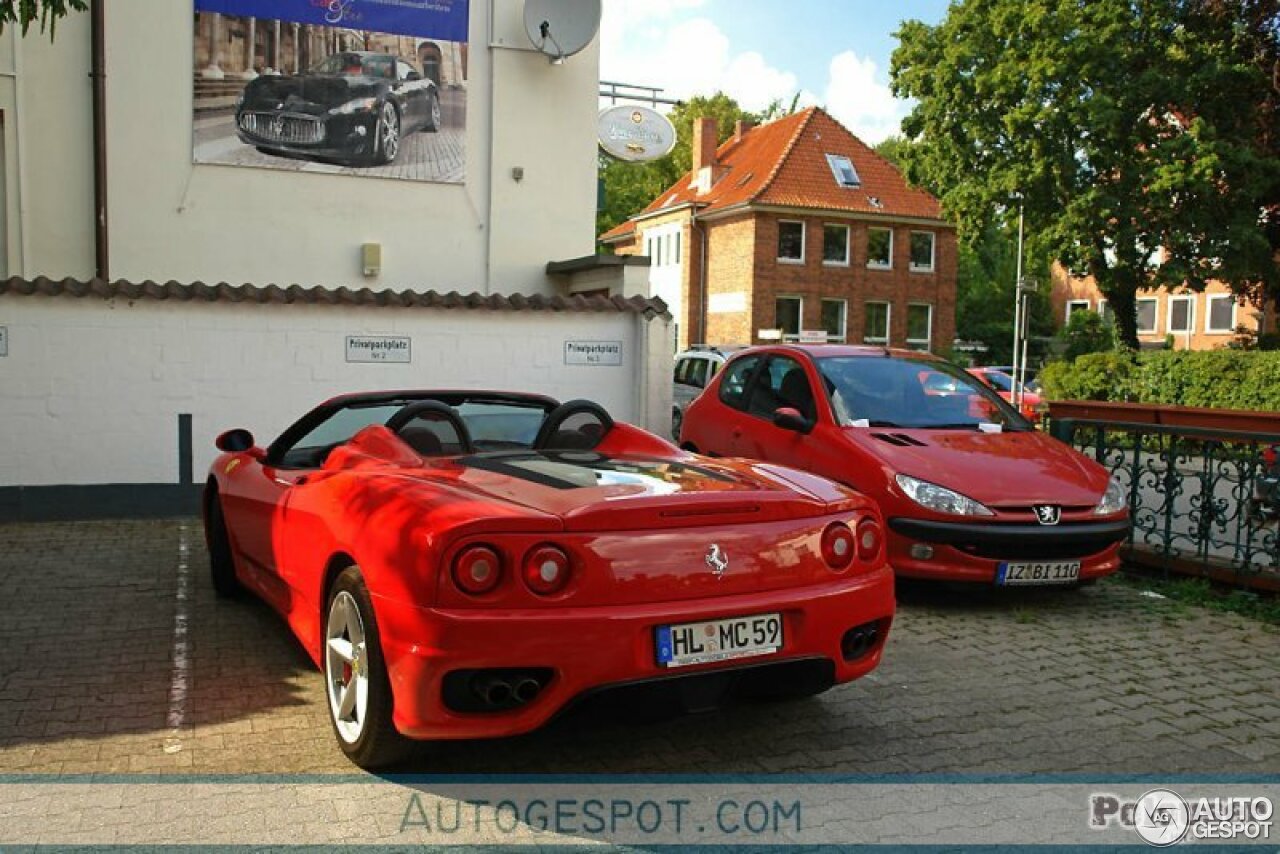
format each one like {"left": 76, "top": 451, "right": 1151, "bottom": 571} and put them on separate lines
{"left": 205, "top": 490, "right": 242, "bottom": 598}
{"left": 324, "top": 567, "right": 410, "bottom": 769}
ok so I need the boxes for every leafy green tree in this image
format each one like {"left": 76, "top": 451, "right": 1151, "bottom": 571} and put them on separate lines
{"left": 598, "top": 93, "right": 759, "bottom": 238}
{"left": 0, "top": 0, "right": 86, "bottom": 35}
{"left": 890, "top": 0, "right": 1280, "bottom": 349}
{"left": 877, "top": 135, "right": 1054, "bottom": 363}
{"left": 1057, "top": 309, "right": 1116, "bottom": 361}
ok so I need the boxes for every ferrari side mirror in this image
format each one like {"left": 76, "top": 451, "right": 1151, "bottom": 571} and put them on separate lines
{"left": 216, "top": 428, "right": 257, "bottom": 454}
{"left": 773, "top": 407, "right": 813, "bottom": 435}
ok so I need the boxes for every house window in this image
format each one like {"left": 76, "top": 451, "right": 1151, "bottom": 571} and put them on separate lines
{"left": 1097, "top": 299, "right": 1114, "bottom": 325}
{"left": 1065, "top": 300, "right": 1091, "bottom": 322}
{"left": 821, "top": 299, "right": 847, "bottom": 342}
{"left": 867, "top": 227, "right": 892, "bottom": 269}
{"left": 909, "top": 231, "right": 935, "bottom": 272}
{"left": 1136, "top": 298, "right": 1158, "bottom": 333}
{"left": 823, "top": 224, "right": 850, "bottom": 265}
{"left": 906, "top": 303, "right": 933, "bottom": 350}
{"left": 1168, "top": 295, "right": 1194, "bottom": 334}
{"left": 775, "top": 296, "right": 803, "bottom": 340}
{"left": 777, "top": 221, "right": 805, "bottom": 263}
{"left": 825, "top": 153, "right": 861, "bottom": 188}
{"left": 1206, "top": 294, "right": 1236, "bottom": 334}
{"left": 863, "top": 301, "right": 890, "bottom": 343}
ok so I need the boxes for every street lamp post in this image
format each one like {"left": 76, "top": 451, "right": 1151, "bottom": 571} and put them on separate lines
{"left": 1011, "top": 200, "right": 1025, "bottom": 409}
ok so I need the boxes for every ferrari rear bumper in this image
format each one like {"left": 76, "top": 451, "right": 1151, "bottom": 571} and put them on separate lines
{"left": 372, "top": 566, "right": 895, "bottom": 740}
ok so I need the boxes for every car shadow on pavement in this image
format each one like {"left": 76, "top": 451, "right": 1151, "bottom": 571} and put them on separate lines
{"left": 0, "top": 520, "right": 316, "bottom": 769}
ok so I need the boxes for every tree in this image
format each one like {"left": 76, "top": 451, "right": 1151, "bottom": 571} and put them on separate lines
{"left": 890, "top": 0, "right": 1280, "bottom": 349}
{"left": 1057, "top": 310, "right": 1117, "bottom": 361}
{"left": 597, "top": 93, "right": 760, "bottom": 238}
{"left": 0, "top": 0, "right": 87, "bottom": 35}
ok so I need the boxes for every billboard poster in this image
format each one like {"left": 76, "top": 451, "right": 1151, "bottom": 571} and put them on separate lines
{"left": 193, "top": 0, "right": 469, "bottom": 184}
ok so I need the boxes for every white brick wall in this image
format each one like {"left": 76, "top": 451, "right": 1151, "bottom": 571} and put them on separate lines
{"left": 0, "top": 296, "right": 671, "bottom": 486}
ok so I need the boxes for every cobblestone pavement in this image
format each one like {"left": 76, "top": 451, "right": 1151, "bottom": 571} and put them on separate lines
{"left": 2, "top": 519, "right": 1278, "bottom": 778}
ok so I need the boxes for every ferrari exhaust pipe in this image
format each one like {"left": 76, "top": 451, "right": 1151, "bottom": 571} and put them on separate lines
{"left": 513, "top": 677, "right": 542, "bottom": 704}
{"left": 474, "top": 676, "right": 513, "bottom": 707}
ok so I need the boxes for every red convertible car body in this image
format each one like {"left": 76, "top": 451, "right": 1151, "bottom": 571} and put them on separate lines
{"left": 680, "top": 347, "right": 1130, "bottom": 586}
{"left": 205, "top": 390, "right": 894, "bottom": 767}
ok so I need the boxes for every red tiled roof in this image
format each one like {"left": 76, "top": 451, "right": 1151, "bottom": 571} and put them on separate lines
{"left": 600, "top": 107, "right": 945, "bottom": 243}
{"left": 0, "top": 277, "right": 671, "bottom": 318}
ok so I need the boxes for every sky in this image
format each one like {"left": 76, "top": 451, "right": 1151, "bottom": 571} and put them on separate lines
{"left": 599, "top": 0, "right": 952, "bottom": 144}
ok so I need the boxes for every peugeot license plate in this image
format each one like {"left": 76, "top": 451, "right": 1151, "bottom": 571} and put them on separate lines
{"left": 655, "top": 613, "right": 783, "bottom": 668}
{"left": 997, "top": 560, "right": 1081, "bottom": 585}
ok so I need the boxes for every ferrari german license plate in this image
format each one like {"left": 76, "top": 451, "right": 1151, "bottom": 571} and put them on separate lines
{"left": 997, "top": 560, "right": 1081, "bottom": 586}
{"left": 655, "top": 613, "right": 783, "bottom": 668}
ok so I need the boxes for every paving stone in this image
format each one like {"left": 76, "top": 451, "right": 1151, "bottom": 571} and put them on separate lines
{"left": 0, "top": 518, "right": 1276, "bottom": 793}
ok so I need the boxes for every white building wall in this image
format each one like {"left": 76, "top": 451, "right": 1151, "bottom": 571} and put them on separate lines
{"left": 0, "top": 295, "right": 665, "bottom": 487}
{"left": 0, "top": 0, "right": 599, "bottom": 293}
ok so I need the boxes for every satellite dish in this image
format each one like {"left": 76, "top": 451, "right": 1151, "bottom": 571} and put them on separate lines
{"left": 524, "top": 0, "right": 602, "bottom": 63}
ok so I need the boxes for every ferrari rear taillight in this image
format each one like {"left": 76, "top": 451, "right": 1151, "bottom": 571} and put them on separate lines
{"left": 453, "top": 545, "right": 503, "bottom": 595}
{"left": 821, "top": 522, "right": 855, "bottom": 571}
{"left": 522, "top": 545, "right": 572, "bottom": 595}
{"left": 856, "top": 519, "right": 883, "bottom": 563}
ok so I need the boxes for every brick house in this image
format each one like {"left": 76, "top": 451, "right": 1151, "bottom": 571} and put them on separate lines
{"left": 1050, "top": 266, "right": 1277, "bottom": 350}
{"left": 600, "top": 107, "right": 957, "bottom": 353}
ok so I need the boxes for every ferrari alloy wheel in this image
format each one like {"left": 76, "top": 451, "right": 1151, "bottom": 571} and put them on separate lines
{"left": 424, "top": 92, "right": 441, "bottom": 132}
{"left": 323, "top": 567, "right": 410, "bottom": 768}
{"left": 205, "top": 488, "right": 242, "bottom": 598}
{"left": 377, "top": 102, "right": 400, "bottom": 164}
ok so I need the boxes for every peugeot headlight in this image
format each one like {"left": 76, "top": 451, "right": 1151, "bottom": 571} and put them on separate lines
{"left": 895, "top": 474, "right": 995, "bottom": 517}
{"left": 332, "top": 96, "right": 378, "bottom": 115}
{"left": 1094, "top": 476, "right": 1127, "bottom": 516}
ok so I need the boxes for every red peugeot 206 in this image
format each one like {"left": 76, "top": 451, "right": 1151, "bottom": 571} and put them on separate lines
{"left": 680, "top": 346, "right": 1130, "bottom": 586}
{"left": 205, "top": 391, "right": 894, "bottom": 768}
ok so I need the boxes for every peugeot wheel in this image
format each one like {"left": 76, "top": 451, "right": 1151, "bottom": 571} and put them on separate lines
{"left": 324, "top": 567, "right": 410, "bottom": 769}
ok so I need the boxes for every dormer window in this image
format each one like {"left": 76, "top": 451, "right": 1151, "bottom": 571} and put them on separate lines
{"left": 825, "top": 154, "right": 860, "bottom": 188}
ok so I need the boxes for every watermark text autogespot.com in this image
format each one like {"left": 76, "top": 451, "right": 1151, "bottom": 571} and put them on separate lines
{"left": 400, "top": 793, "right": 802, "bottom": 839}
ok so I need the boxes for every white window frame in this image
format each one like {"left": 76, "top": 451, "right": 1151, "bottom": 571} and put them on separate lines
{"left": 1065, "top": 300, "right": 1091, "bottom": 323}
{"left": 821, "top": 298, "right": 848, "bottom": 343}
{"left": 863, "top": 300, "right": 891, "bottom": 344}
{"left": 822, "top": 223, "right": 850, "bottom": 266}
{"left": 825, "top": 153, "right": 861, "bottom": 188}
{"left": 1205, "top": 294, "right": 1236, "bottom": 334}
{"left": 866, "top": 227, "right": 893, "bottom": 270}
{"left": 777, "top": 220, "right": 806, "bottom": 264}
{"left": 906, "top": 302, "right": 933, "bottom": 350}
{"left": 909, "top": 231, "right": 936, "bottom": 273}
{"left": 776, "top": 295, "right": 804, "bottom": 341}
{"left": 1136, "top": 297, "right": 1159, "bottom": 334}
{"left": 1167, "top": 295, "right": 1194, "bottom": 335}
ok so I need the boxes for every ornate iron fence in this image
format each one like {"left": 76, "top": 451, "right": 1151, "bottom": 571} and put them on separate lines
{"left": 1048, "top": 401, "right": 1280, "bottom": 589}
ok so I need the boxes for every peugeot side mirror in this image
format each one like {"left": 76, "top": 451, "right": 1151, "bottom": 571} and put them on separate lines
{"left": 772, "top": 407, "right": 813, "bottom": 435}
{"left": 216, "top": 429, "right": 261, "bottom": 456}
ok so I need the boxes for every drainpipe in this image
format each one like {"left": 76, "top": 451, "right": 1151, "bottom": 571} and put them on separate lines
{"left": 91, "top": 0, "right": 109, "bottom": 279}
{"left": 691, "top": 205, "right": 707, "bottom": 344}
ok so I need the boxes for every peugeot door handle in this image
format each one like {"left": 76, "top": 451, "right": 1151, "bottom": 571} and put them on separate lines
{"left": 731, "top": 427, "right": 743, "bottom": 438}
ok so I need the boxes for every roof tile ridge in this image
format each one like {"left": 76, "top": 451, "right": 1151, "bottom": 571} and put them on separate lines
{"left": 750, "top": 107, "right": 819, "bottom": 204}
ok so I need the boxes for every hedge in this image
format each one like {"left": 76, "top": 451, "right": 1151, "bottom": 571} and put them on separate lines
{"left": 1039, "top": 350, "right": 1280, "bottom": 411}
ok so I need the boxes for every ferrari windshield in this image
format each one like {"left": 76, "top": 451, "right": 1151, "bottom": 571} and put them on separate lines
{"left": 273, "top": 395, "right": 553, "bottom": 468}
{"left": 309, "top": 52, "right": 395, "bottom": 78}
{"left": 816, "top": 356, "right": 1029, "bottom": 431}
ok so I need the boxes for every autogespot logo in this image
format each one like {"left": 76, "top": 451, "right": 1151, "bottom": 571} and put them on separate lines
{"left": 1133, "top": 789, "right": 1190, "bottom": 847}
{"left": 1092, "top": 789, "right": 1273, "bottom": 845}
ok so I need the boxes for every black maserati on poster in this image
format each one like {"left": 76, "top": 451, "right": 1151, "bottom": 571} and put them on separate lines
{"left": 235, "top": 51, "right": 441, "bottom": 167}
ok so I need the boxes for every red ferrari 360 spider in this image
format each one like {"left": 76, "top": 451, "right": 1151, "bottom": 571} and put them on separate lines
{"left": 204, "top": 391, "right": 894, "bottom": 768}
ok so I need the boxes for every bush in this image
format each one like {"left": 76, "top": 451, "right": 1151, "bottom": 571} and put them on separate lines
{"left": 1040, "top": 351, "right": 1137, "bottom": 401}
{"left": 1042, "top": 350, "right": 1280, "bottom": 410}
{"left": 1056, "top": 310, "right": 1116, "bottom": 361}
